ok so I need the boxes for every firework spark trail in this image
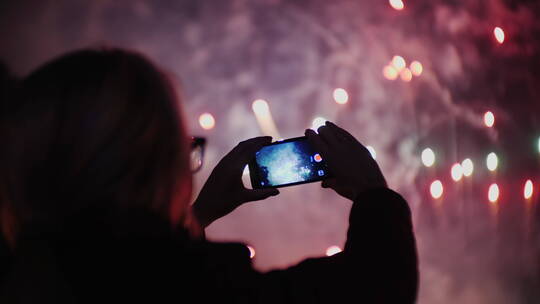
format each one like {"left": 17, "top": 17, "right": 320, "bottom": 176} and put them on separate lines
{"left": 1, "top": 1, "right": 539, "bottom": 303}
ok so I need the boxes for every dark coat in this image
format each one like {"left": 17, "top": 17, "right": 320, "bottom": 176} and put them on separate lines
{"left": 1, "top": 188, "right": 418, "bottom": 303}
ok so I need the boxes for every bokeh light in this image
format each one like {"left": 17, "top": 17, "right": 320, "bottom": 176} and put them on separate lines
{"left": 333, "top": 88, "right": 349, "bottom": 104}
{"left": 400, "top": 67, "right": 413, "bottom": 82}
{"left": 524, "top": 180, "right": 533, "bottom": 200}
{"left": 252, "top": 99, "right": 270, "bottom": 114}
{"left": 484, "top": 111, "right": 495, "bottom": 128}
{"left": 461, "top": 158, "right": 474, "bottom": 177}
{"left": 494, "top": 27, "right": 505, "bottom": 44}
{"left": 391, "top": 55, "right": 406, "bottom": 71}
{"left": 247, "top": 246, "right": 256, "bottom": 259}
{"left": 451, "top": 163, "right": 464, "bottom": 182}
{"left": 486, "top": 152, "right": 498, "bottom": 171}
{"left": 312, "top": 117, "right": 327, "bottom": 130}
{"left": 383, "top": 65, "right": 399, "bottom": 80}
{"left": 488, "top": 183, "right": 500, "bottom": 203}
{"left": 430, "top": 180, "right": 444, "bottom": 199}
{"left": 400, "top": 68, "right": 413, "bottom": 82}
{"left": 389, "top": 0, "right": 405, "bottom": 11}
{"left": 252, "top": 99, "right": 281, "bottom": 138}
{"left": 366, "top": 145, "right": 377, "bottom": 159}
{"left": 421, "top": 148, "right": 435, "bottom": 167}
{"left": 326, "top": 246, "right": 342, "bottom": 256}
{"left": 410, "top": 61, "right": 423, "bottom": 76}
{"left": 198, "top": 113, "right": 215, "bottom": 130}
{"left": 3, "top": 2, "right": 540, "bottom": 302}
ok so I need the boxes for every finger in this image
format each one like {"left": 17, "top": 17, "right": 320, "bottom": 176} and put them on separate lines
{"left": 321, "top": 178, "right": 338, "bottom": 189}
{"left": 317, "top": 125, "right": 341, "bottom": 148}
{"left": 233, "top": 136, "right": 273, "bottom": 164}
{"left": 221, "top": 136, "right": 273, "bottom": 179}
{"left": 305, "top": 129, "right": 330, "bottom": 157}
{"left": 223, "top": 136, "right": 272, "bottom": 165}
{"left": 326, "top": 121, "right": 359, "bottom": 144}
{"left": 242, "top": 188, "right": 280, "bottom": 203}
{"left": 325, "top": 121, "right": 372, "bottom": 155}
{"left": 232, "top": 136, "right": 272, "bottom": 154}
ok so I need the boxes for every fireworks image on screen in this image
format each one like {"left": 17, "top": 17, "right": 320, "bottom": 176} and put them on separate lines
{"left": 256, "top": 140, "right": 325, "bottom": 186}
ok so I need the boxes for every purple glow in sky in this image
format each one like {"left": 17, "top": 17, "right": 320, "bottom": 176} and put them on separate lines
{"left": 1, "top": 1, "right": 539, "bottom": 303}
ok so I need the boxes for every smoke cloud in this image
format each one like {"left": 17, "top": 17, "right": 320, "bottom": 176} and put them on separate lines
{"left": 1, "top": 0, "right": 539, "bottom": 302}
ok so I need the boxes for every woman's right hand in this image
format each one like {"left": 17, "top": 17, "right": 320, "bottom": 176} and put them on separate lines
{"left": 191, "top": 137, "right": 279, "bottom": 229}
{"left": 305, "top": 121, "right": 387, "bottom": 201}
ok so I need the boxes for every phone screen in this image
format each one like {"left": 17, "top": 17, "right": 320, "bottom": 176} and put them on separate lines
{"left": 249, "top": 137, "right": 330, "bottom": 189}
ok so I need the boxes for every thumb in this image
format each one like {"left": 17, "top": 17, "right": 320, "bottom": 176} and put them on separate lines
{"left": 242, "top": 188, "right": 280, "bottom": 203}
{"left": 322, "top": 178, "right": 338, "bottom": 189}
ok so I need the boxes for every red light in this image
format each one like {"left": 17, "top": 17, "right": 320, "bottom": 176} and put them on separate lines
{"left": 333, "top": 88, "right": 349, "bottom": 105}
{"left": 494, "top": 27, "right": 505, "bottom": 44}
{"left": 389, "top": 0, "right": 405, "bottom": 11}
{"left": 314, "top": 154, "right": 322, "bottom": 162}
{"left": 430, "top": 180, "right": 443, "bottom": 199}
{"left": 524, "top": 180, "right": 533, "bottom": 200}
{"left": 484, "top": 111, "right": 495, "bottom": 128}
{"left": 488, "top": 183, "right": 499, "bottom": 203}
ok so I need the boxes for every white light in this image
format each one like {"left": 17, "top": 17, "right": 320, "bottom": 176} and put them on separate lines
{"left": 247, "top": 246, "right": 256, "bottom": 259}
{"left": 484, "top": 111, "right": 495, "bottom": 128}
{"left": 451, "top": 163, "right": 463, "bottom": 182}
{"left": 391, "top": 55, "right": 406, "bottom": 71}
{"left": 488, "top": 183, "right": 499, "bottom": 203}
{"left": 312, "top": 117, "right": 327, "bottom": 131}
{"left": 252, "top": 99, "right": 281, "bottom": 139}
{"left": 243, "top": 165, "right": 250, "bottom": 176}
{"left": 326, "top": 246, "right": 342, "bottom": 256}
{"left": 494, "top": 27, "right": 505, "bottom": 44}
{"left": 486, "top": 152, "right": 498, "bottom": 171}
{"left": 430, "top": 180, "right": 443, "bottom": 199}
{"left": 461, "top": 158, "right": 474, "bottom": 177}
{"left": 537, "top": 137, "right": 540, "bottom": 154}
{"left": 366, "top": 146, "right": 377, "bottom": 159}
{"left": 389, "top": 0, "right": 405, "bottom": 11}
{"left": 199, "top": 113, "right": 215, "bottom": 130}
{"left": 421, "top": 148, "right": 435, "bottom": 167}
{"left": 333, "top": 88, "right": 349, "bottom": 105}
{"left": 410, "top": 61, "right": 423, "bottom": 76}
{"left": 252, "top": 99, "right": 269, "bottom": 114}
{"left": 524, "top": 180, "right": 533, "bottom": 200}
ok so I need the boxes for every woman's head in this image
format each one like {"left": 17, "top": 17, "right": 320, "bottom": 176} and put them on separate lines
{"left": 1, "top": 62, "right": 18, "bottom": 244}
{"left": 2, "top": 49, "right": 193, "bottom": 236}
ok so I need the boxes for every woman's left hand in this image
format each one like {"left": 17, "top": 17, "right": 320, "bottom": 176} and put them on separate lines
{"left": 192, "top": 136, "right": 279, "bottom": 229}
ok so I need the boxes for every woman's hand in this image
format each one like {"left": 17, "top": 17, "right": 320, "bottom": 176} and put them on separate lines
{"left": 192, "top": 137, "right": 279, "bottom": 229}
{"left": 305, "top": 121, "right": 387, "bottom": 201}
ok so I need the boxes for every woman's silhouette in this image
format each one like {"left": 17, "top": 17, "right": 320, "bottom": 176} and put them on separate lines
{"left": 1, "top": 49, "right": 418, "bottom": 303}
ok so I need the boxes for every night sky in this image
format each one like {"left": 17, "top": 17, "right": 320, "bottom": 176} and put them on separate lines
{"left": 2, "top": 1, "right": 540, "bottom": 302}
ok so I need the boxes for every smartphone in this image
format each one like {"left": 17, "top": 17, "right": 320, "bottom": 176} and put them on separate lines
{"left": 249, "top": 136, "right": 330, "bottom": 189}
